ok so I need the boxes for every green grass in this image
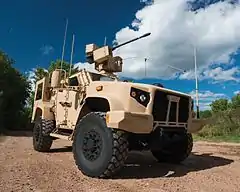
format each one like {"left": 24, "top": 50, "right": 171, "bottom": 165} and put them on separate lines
{"left": 193, "top": 134, "right": 240, "bottom": 143}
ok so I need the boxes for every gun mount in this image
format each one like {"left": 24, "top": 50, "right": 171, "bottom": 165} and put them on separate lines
{"left": 85, "top": 32, "right": 151, "bottom": 75}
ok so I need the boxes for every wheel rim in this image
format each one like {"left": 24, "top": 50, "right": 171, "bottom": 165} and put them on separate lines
{"left": 82, "top": 129, "right": 103, "bottom": 161}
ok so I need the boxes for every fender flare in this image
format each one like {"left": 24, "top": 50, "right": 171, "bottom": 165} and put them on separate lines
{"left": 32, "top": 104, "right": 55, "bottom": 122}
{"left": 75, "top": 95, "right": 124, "bottom": 125}
{"left": 84, "top": 95, "right": 124, "bottom": 111}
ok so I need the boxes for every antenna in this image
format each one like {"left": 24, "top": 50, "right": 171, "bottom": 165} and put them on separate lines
{"left": 168, "top": 65, "right": 186, "bottom": 73}
{"left": 69, "top": 34, "right": 75, "bottom": 76}
{"left": 194, "top": 46, "right": 200, "bottom": 119}
{"left": 144, "top": 58, "right": 147, "bottom": 77}
{"left": 191, "top": 17, "right": 200, "bottom": 119}
{"left": 60, "top": 18, "right": 68, "bottom": 71}
{"left": 104, "top": 36, "right": 107, "bottom": 46}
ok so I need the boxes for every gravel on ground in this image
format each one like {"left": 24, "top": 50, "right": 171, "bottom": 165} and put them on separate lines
{"left": 0, "top": 132, "right": 240, "bottom": 192}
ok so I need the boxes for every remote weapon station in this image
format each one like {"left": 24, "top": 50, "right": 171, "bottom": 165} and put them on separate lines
{"left": 32, "top": 32, "right": 206, "bottom": 178}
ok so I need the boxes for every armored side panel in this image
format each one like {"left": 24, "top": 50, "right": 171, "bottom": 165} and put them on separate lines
{"left": 86, "top": 44, "right": 98, "bottom": 64}
{"left": 93, "top": 46, "right": 112, "bottom": 63}
{"left": 86, "top": 43, "right": 98, "bottom": 54}
{"left": 51, "top": 70, "right": 61, "bottom": 88}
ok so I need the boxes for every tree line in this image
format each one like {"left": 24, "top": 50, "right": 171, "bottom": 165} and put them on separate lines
{"left": 200, "top": 95, "right": 240, "bottom": 118}
{"left": 198, "top": 94, "right": 240, "bottom": 138}
{"left": 0, "top": 50, "right": 77, "bottom": 133}
{"left": 0, "top": 50, "right": 31, "bottom": 131}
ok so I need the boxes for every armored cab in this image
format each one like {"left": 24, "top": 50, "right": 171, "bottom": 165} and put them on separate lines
{"left": 31, "top": 31, "right": 207, "bottom": 180}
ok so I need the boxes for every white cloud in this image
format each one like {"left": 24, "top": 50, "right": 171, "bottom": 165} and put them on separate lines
{"left": 111, "top": 0, "right": 240, "bottom": 80}
{"left": 40, "top": 45, "right": 54, "bottom": 55}
{"left": 179, "top": 65, "right": 240, "bottom": 82}
{"left": 199, "top": 102, "right": 212, "bottom": 110}
{"left": 74, "top": 62, "right": 98, "bottom": 73}
{"left": 203, "top": 66, "right": 240, "bottom": 82}
{"left": 234, "top": 90, "right": 240, "bottom": 95}
{"left": 189, "top": 90, "right": 227, "bottom": 100}
{"left": 189, "top": 90, "right": 228, "bottom": 110}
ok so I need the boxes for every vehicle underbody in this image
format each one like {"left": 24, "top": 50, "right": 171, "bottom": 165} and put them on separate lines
{"left": 127, "top": 126, "right": 188, "bottom": 151}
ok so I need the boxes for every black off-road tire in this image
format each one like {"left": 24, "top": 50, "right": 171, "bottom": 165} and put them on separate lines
{"left": 151, "top": 132, "right": 193, "bottom": 164}
{"left": 33, "top": 117, "right": 55, "bottom": 152}
{"left": 72, "top": 112, "right": 129, "bottom": 178}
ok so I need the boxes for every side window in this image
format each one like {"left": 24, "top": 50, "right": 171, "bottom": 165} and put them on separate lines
{"left": 69, "top": 77, "right": 79, "bottom": 86}
{"left": 35, "top": 83, "right": 43, "bottom": 100}
{"left": 91, "top": 74, "right": 100, "bottom": 81}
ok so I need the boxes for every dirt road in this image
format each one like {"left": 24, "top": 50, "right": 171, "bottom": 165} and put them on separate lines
{"left": 1, "top": 133, "right": 240, "bottom": 192}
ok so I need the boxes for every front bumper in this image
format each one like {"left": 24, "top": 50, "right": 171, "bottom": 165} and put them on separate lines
{"left": 106, "top": 111, "right": 153, "bottom": 133}
{"left": 105, "top": 111, "right": 206, "bottom": 134}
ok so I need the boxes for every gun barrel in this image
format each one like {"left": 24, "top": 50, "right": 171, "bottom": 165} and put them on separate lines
{"left": 112, "top": 32, "right": 151, "bottom": 51}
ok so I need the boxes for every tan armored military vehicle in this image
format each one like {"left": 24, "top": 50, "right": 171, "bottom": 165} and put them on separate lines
{"left": 31, "top": 33, "right": 206, "bottom": 178}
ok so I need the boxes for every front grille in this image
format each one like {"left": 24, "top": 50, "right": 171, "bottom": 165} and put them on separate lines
{"left": 152, "top": 90, "right": 190, "bottom": 123}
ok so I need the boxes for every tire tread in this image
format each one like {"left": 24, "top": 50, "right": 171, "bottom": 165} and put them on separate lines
{"left": 151, "top": 132, "right": 193, "bottom": 163}
{"left": 33, "top": 118, "right": 55, "bottom": 152}
{"left": 73, "top": 112, "right": 129, "bottom": 178}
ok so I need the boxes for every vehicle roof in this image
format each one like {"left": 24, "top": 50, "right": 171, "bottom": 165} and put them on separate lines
{"left": 130, "top": 82, "right": 192, "bottom": 97}
{"left": 70, "top": 67, "right": 191, "bottom": 98}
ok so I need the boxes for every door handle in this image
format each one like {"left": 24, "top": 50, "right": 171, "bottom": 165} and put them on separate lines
{"left": 59, "top": 101, "right": 72, "bottom": 107}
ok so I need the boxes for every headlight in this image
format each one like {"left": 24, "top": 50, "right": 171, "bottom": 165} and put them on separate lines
{"left": 139, "top": 94, "right": 146, "bottom": 102}
{"left": 130, "top": 87, "right": 150, "bottom": 107}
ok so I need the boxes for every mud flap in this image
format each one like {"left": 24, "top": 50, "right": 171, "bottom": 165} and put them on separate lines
{"left": 187, "top": 119, "right": 209, "bottom": 133}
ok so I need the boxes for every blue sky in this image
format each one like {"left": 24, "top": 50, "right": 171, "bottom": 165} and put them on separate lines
{"left": 0, "top": 0, "right": 143, "bottom": 71}
{"left": 1, "top": 0, "right": 239, "bottom": 110}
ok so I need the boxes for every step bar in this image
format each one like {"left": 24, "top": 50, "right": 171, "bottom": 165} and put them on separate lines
{"left": 50, "top": 133, "right": 71, "bottom": 141}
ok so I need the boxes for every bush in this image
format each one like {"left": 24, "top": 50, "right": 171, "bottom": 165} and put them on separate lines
{"left": 196, "top": 106, "right": 240, "bottom": 139}
{"left": 0, "top": 50, "right": 31, "bottom": 133}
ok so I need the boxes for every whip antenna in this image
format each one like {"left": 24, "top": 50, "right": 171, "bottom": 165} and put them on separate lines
{"left": 60, "top": 18, "right": 68, "bottom": 71}
{"left": 69, "top": 34, "right": 75, "bottom": 76}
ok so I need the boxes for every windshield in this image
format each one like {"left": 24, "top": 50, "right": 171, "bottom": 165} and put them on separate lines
{"left": 90, "top": 72, "right": 117, "bottom": 81}
{"left": 99, "top": 76, "right": 115, "bottom": 81}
